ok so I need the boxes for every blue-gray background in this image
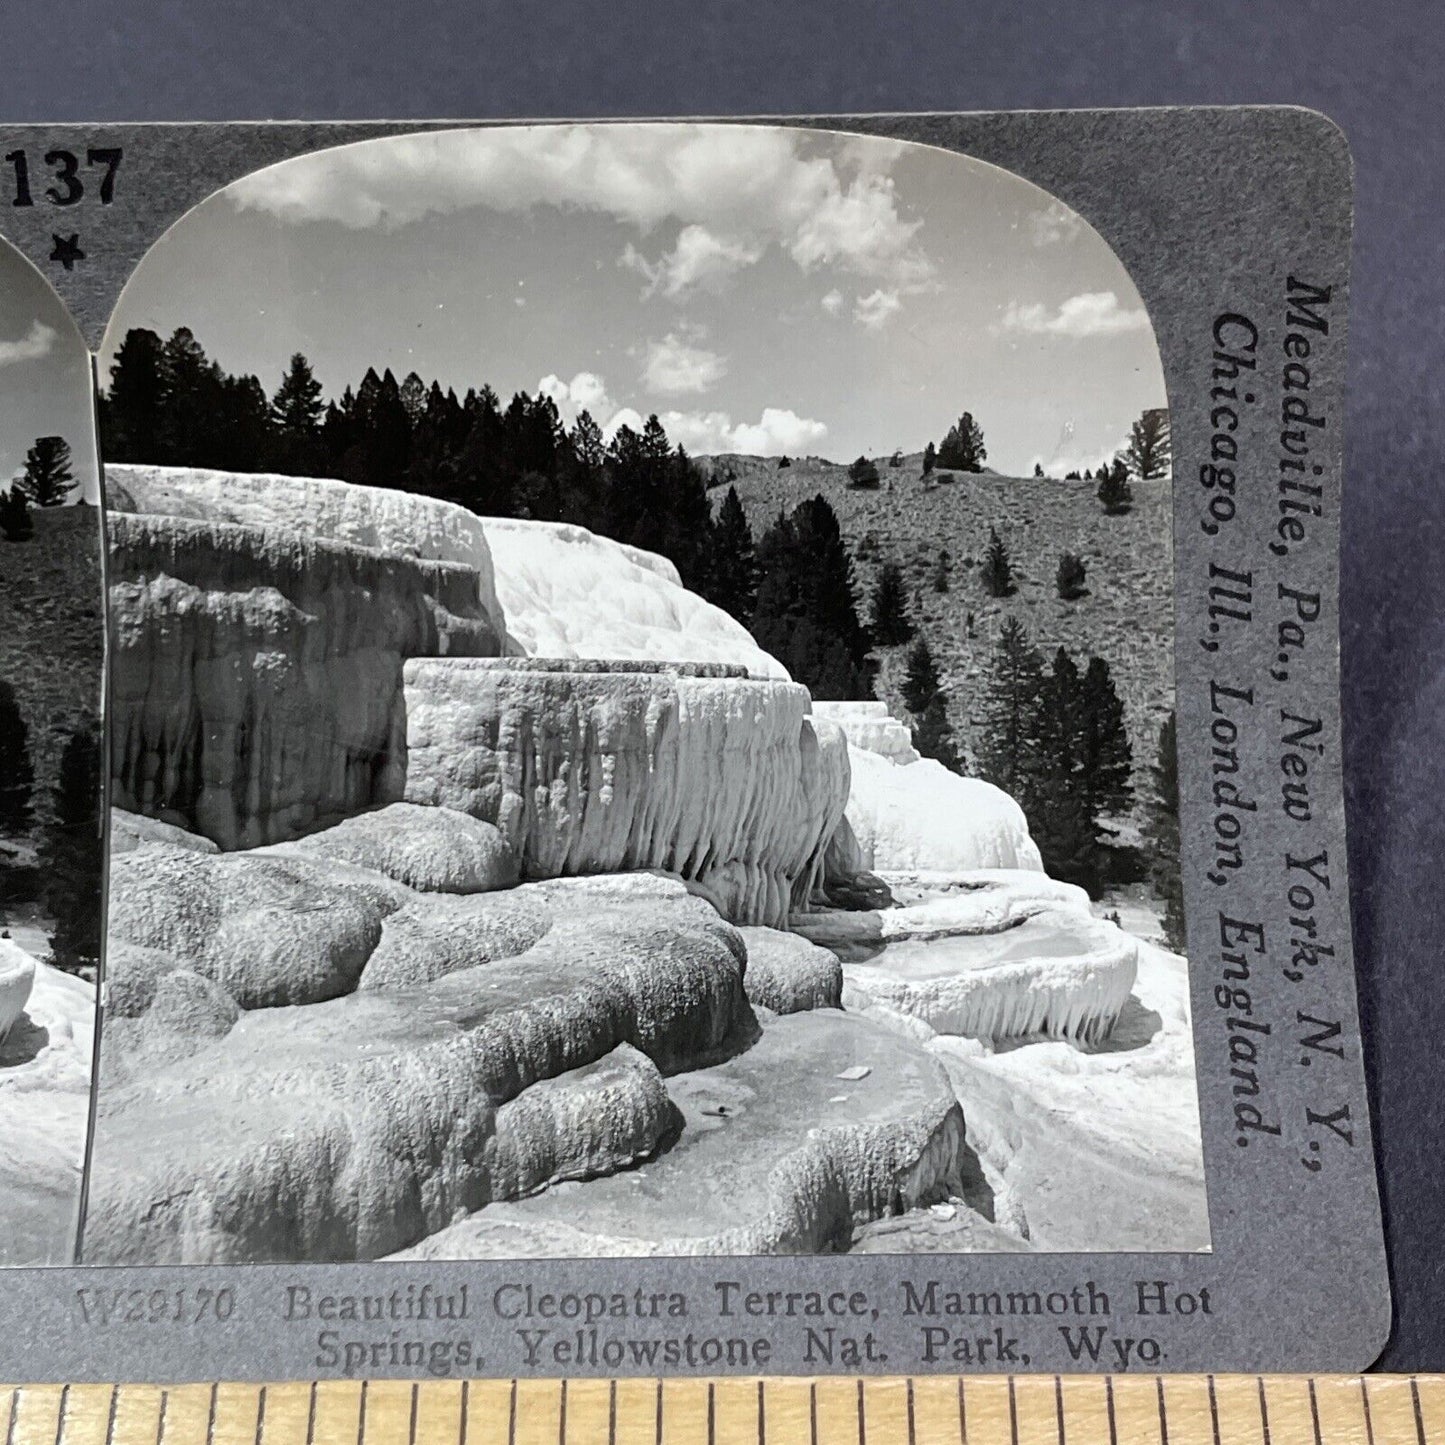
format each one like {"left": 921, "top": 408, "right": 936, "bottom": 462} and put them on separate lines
{"left": 6, "top": 0, "right": 1439, "bottom": 1371}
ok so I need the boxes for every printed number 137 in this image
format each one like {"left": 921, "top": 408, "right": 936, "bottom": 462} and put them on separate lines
{"left": 5, "top": 148, "right": 122, "bottom": 206}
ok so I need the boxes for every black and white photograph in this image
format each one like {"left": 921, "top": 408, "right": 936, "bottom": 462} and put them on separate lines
{"left": 84, "top": 122, "right": 1206, "bottom": 1265}
{"left": 0, "top": 238, "right": 102, "bottom": 1265}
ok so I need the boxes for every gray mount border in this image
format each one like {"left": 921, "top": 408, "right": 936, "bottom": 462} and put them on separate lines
{"left": 0, "top": 109, "right": 1388, "bottom": 1380}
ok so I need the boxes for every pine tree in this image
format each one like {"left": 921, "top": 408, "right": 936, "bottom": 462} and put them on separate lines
{"left": 1039, "top": 647, "right": 1084, "bottom": 782}
{"left": 869, "top": 561, "right": 913, "bottom": 646}
{"left": 0, "top": 487, "right": 33, "bottom": 541}
{"left": 913, "top": 695, "right": 962, "bottom": 772}
{"left": 922, "top": 442, "right": 936, "bottom": 475}
{"left": 901, "top": 637, "right": 942, "bottom": 713}
{"left": 157, "top": 327, "right": 218, "bottom": 465}
{"left": 0, "top": 680, "right": 34, "bottom": 836}
{"left": 103, "top": 327, "right": 166, "bottom": 462}
{"left": 751, "top": 495, "right": 873, "bottom": 700}
{"left": 1079, "top": 656, "right": 1133, "bottom": 819}
{"left": 1026, "top": 772, "right": 1099, "bottom": 893}
{"left": 1145, "top": 712, "right": 1186, "bottom": 952}
{"left": 847, "top": 455, "right": 880, "bottom": 488}
{"left": 977, "top": 617, "right": 1046, "bottom": 794}
{"left": 708, "top": 485, "right": 759, "bottom": 623}
{"left": 399, "top": 371, "right": 427, "bottom": 426}
{"left": 660, "top": 443, "right": 716, "bottom": 596}
{"left": 981, "top": 526, "right": 1015, "bottom": 598}
{"left": 38, "top": 725, "right": 103, "bottom": 974}
{"left": 559, "top": 410, "right": 605, "bottom": 524}
{"left": 1126, "top": 408, "right": 1171, "bottom": 480}
{"left": 937, "top": 411, "right": 986, "bottom": 472}
{"left": 931, "top": 548, "right": 951, "bottom": 593}
{"left": 269, "top": 350, "right": 324, "bottom": 473}
{"left": 18, "top": 436, "right": 76, "bottom": 507}
{"left": 1056, "top": 551, "right": 1088, "bottom": 600}
{"left": 271, "top": 352, "right": 324, "bottom": 435}
{"left": 1097, "top": 457, "right": 1134, "bottom": 515}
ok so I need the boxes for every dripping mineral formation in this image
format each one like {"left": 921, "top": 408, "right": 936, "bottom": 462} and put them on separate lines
{"left": 88, "top": 465, "right": 1209, "bottom": 1262}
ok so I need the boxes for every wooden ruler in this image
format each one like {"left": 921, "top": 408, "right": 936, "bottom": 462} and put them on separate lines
{"left": 1, "top": 1376, "right": 1441, "bottom": 1444}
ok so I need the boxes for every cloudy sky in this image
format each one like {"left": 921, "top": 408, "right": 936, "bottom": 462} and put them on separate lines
{"left": 0, "top": 245, "right": 98, "bottom": 499}
{"left": 100, "top": 123, "right": 1165, "bottom": 474}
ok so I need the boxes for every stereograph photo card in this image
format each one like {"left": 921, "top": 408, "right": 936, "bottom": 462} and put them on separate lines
{"left": 0, "top": 109, "right": 1389, "bottom": 1381}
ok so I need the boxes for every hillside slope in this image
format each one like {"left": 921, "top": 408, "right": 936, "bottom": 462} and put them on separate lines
{"left": 709, "top": 452, "right": 1173, "bottom": 807}
{"left": 0, "top": 505, "right": 105, "bottom": 820}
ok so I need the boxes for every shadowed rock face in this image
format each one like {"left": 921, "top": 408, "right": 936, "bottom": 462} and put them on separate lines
{"left": 106, "top": 511, "right": 503, "bottom": 850}
{"left": 403, "top": 658, "right": 851, "bottom": 928}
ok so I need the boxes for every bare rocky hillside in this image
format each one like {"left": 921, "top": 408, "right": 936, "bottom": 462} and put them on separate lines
{"left": 0, "top": 504, "right": 105, "bottom": 826}
{"left": 707, "top": 452, "right": 1174, "bottom": 808}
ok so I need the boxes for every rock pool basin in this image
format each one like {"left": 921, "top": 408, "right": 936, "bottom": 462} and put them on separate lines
{"left": 796, "top": 873, "right": 1138, "bottom": 1045}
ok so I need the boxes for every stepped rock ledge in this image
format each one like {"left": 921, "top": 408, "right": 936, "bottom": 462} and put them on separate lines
{"left": 88, "top": 465, "right": 1205, "bottom": 1262}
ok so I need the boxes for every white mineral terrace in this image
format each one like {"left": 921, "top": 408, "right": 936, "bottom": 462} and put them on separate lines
{"left": 80, "top": 465, "right": 1208, "bottom": 1263}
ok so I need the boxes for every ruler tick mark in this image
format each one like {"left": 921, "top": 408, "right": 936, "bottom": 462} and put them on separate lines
{"left": 53, "top": 1382, "right": 70, "bottom": 1445}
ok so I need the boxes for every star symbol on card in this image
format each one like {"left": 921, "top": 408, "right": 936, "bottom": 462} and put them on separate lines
{"left": 49, "top": 232, "right": 85, "bottom": 271}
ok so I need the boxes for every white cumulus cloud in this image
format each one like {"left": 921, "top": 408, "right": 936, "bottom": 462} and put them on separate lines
{"left": 997, "top": 291, "right": 1150, "bottom": 339}
{"left": 641, "top": 332, "right": 727, "bottom": 395}
{"left": 853, "top": 288, "right": 902, "bottom": 330}
{"left": 603, "top": 406, "right": 645, "bottom": 440}
{"left": 621, "top": 226, "right": 765, "bottom": 298}
{"left": 659, "top": 406, "right": 827, "bottom": 457}
{"left": 820, "top": 289, "right": 844, "bottom": 316}
{"left": 0, "top": 320, "right": 57, "bottom": 368}
{"left": 228, "top": 123, "right": 932, "bottom": 313}
{"left": 1027, "top": 201, "right": 1085, "bottom": 247}
{"left": 538, "top": 370, "right": 612, "bottom": 423}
